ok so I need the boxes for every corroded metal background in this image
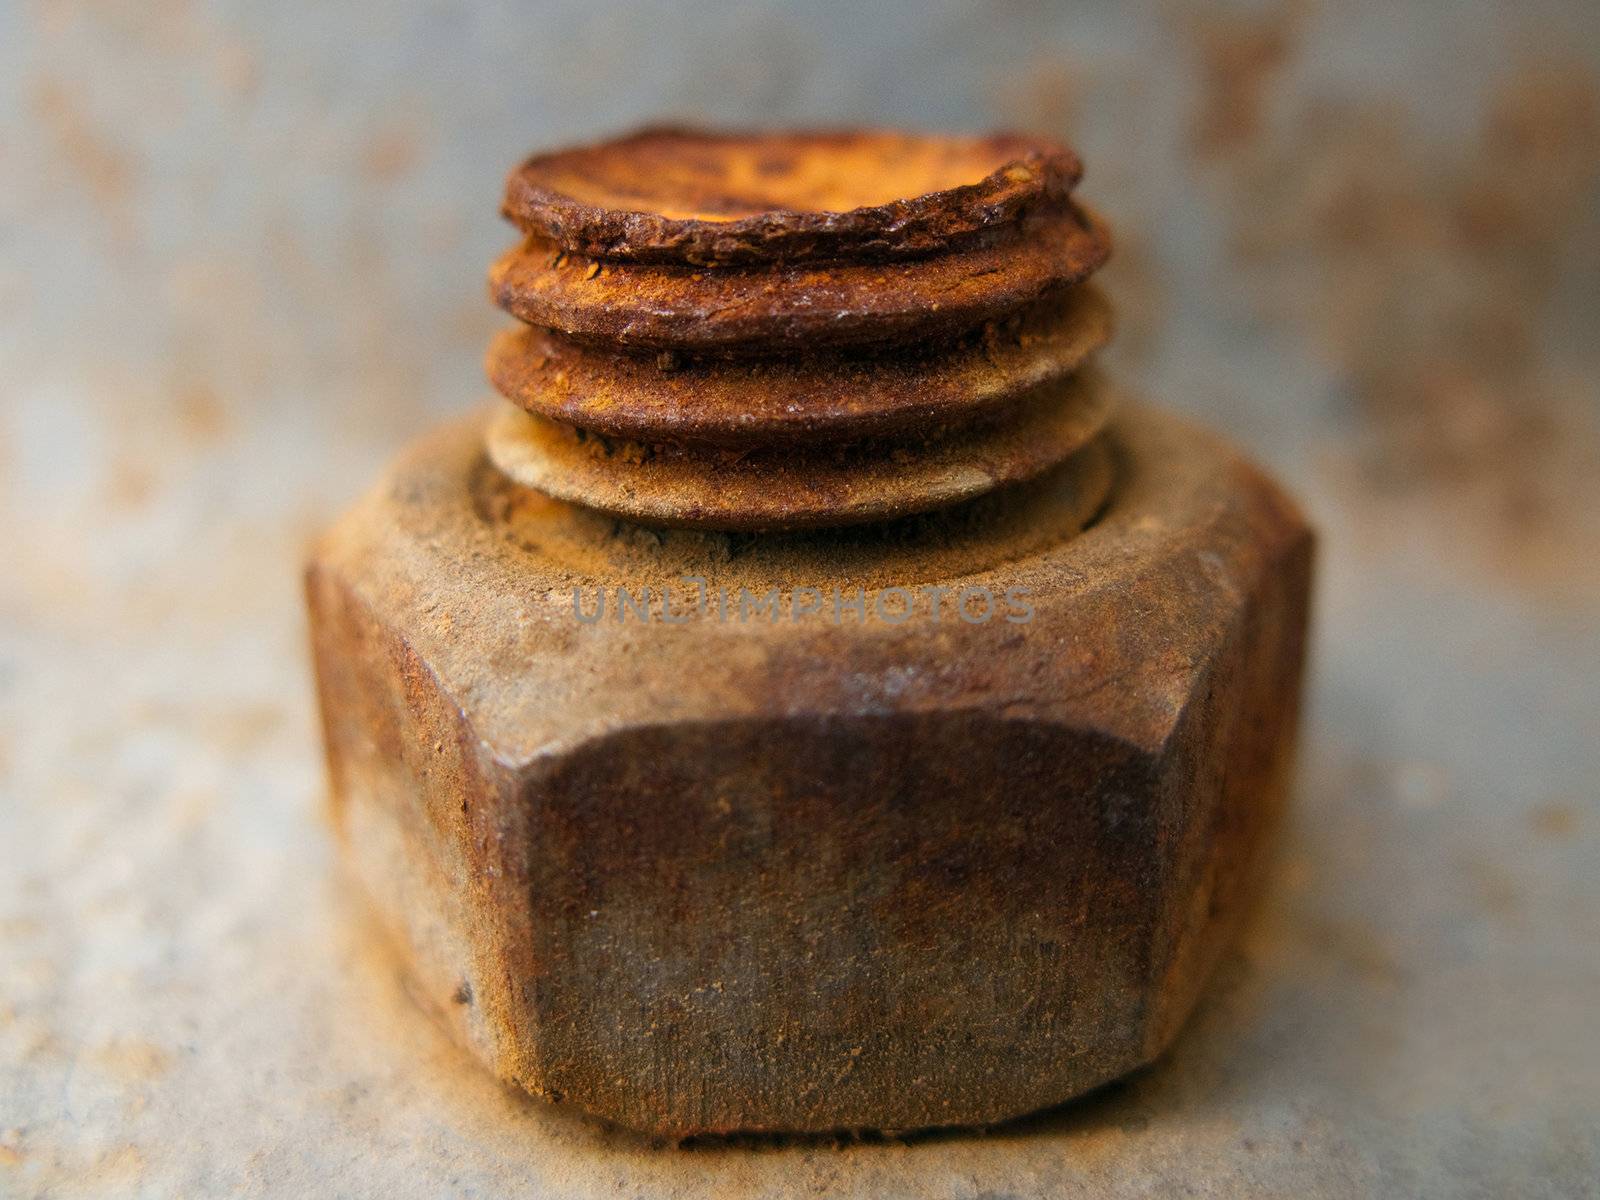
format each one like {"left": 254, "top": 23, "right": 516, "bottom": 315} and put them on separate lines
{"left": 2, "top": 1, "right": 1597, "bottom": 1195}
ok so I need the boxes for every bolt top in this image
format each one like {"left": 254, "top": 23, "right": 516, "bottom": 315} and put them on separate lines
{"left": 502, "top": 125, "right": 1083, "bottom": 267}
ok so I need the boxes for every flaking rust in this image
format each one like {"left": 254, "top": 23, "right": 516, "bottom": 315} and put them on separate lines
{"left": 307, "top": 126, "right": 1314, "bottom": 1136}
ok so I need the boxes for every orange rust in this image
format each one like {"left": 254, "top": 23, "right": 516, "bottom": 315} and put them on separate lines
{"left": 486, "top": 125, "right": 1116, "bottom": 529}
{"left": 484, "top": 368, "right": 1118, "bottom": 531}
{"left": 489, "top": 203, "right": 1110, "bottom": 358}
{"left": 485, "top": 286, "right": 1112, "bottom": 449}
{"left": 309, "top": 125, "right": 1315, "bottom": 1138}
{"left": 502, "top": 125, "right": 1082, "bottom": 265}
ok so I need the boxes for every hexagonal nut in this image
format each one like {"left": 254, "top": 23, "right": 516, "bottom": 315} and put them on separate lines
{"left": 306, "top": 404, "right": 1313, "bottom": 1136}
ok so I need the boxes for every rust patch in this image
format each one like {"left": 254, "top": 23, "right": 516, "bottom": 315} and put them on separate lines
{"left": 1529, "top": 801, "right": 1579, "bottom": 839}
{"left": 485, "top": 286, "right": 1113, "bottom": 448}
{"left": 490, "top": 204, "right": 1111, "bottom": 358}
{"left": 1184, "top": 2, "right": 1304, "bottom": 159}
{"left": 483, "top": 370, "right": 1118, "bottom": 531}
{"left": 484, "top": 124, "right": 1118, "bottom": 528}
{"left": 502, "top": 125, "right": 1082, "bottom": 266}
{"left": 31, "top": 78, "right": 136, "bottom": 235}
{"left": 362, "top": 123, "right": 424, "bottom": 183}
{"left": 1183, "top": 15, "right": 1600, "bottom": 586}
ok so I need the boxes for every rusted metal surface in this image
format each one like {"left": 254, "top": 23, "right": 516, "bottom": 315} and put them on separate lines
{"left": 483, "top": 369, "right": 1117, "bottom": 531}
{"left": 501, "top": 126, "right": 1081, "bottom": 266}
{"left": 305, "top": 126, "right": 1315, "bottom": 1135}
{"left": 485, "top": 128, "right": 1115, "bottom": 531}
{"left": 489, "top": 207, "right": 1110, "bottom": 357}
{"left": 484, "top": 286, "right": 1112, "bottom": 448}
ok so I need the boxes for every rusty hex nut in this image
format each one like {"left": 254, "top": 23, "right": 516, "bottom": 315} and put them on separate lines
{"left": 309, "top": 126, "right": 1312, "bottom": 1136}
{"left": 306, "top": 404, "right": 1313, "bottom": 1135}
